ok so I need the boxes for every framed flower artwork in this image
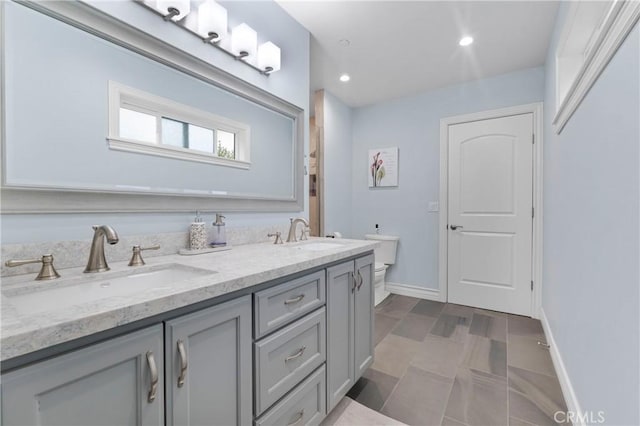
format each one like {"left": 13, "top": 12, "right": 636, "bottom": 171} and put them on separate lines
{"left": 368, "top": 147, "right": 398, "bottom": 187}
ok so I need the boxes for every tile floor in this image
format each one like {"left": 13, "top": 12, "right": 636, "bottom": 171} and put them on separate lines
{"left": 346, "top": 295, "right": 568, "bottom": 426}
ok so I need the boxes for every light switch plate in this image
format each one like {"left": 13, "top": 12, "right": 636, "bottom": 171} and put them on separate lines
{"left": 428, "top": 201, "right": 439, "bottom": 212}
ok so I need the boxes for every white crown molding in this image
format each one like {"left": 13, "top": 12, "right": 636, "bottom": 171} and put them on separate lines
{"left": 553, "top": 1, "right": 640, "bottom": 133}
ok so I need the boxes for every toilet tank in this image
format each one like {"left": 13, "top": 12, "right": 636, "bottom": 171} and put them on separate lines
{"left": 364, "top": 234, "right": 399, "bottom": 265}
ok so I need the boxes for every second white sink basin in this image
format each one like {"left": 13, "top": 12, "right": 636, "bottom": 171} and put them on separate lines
{"left": 4, "top": 263, "right": 216, "bottom": 316}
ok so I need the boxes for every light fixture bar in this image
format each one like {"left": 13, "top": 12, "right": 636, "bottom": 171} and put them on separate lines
{"left": 163, "top": 7, "right": 180, "bottom": 21}
{"left": 206, "top": 40, "right": 277, "bottom": 75}
{"left": 139, "top": 1, "right": 280, "bottom": 76}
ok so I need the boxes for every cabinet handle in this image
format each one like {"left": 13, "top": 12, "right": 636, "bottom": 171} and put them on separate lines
{"left": 357, "top": 270, "right": 364, "bottom": 291}
{"left": 287, "top": 410, "right": 305, "bottom": 426}
{"left": 350, "top": 271, "right": 355, "bottom": 293}
{"left": 177, "top": 339, "right": 188, "bottom": 388}
{"left": 284, "top": 294, "right": 305, "bottom": 305}
{"left": 284, "top": 346, "right": 306, "bottom": 363}
{"left": 146, "top": 351, "right": 158, "bottom": 403}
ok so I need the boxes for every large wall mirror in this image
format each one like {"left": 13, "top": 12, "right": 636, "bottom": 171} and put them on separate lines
{"left": 0, "top": 1, "right": 304, "bottom": 213}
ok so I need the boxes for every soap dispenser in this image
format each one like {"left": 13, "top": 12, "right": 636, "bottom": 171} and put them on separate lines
{"left": 210, "top": 214, "right": 227, "bottom": 247}
{"left": 189, "top": 211, "right": 207, "bottom": 250}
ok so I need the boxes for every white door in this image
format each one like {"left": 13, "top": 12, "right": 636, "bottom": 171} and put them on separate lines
{"left": 447, "top": 113, "right": 533, "bottom": 316}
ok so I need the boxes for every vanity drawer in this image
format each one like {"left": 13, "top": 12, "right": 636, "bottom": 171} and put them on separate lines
{"left": 254, "top": 307, "right": 326, "bottom": 415}
{"left": 254, "top": 270, "right": 325, "bottom": 339}
{"left": 255, "top": 365, "right": 326, "bottom": 426}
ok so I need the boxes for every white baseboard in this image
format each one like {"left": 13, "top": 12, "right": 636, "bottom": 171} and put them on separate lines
{"left": 385, "top": 282, "right": 441, "bottom": 302}
{"left": 540, "top": 308, "right": 584, "bottom": 426}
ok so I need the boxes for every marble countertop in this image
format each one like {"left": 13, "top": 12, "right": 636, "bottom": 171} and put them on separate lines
{"left": 1, "top": 238, "right": 377, "bottom": 362}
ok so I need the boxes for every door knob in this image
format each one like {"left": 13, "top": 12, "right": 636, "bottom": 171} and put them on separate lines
{"left": 449, "top": 225, "right": 463, "bottom": 230}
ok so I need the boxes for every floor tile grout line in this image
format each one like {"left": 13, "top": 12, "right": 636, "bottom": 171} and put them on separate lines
{"left": 508, "top": 414, "right": 538, "bottom": 426}
{"left": 506, "top": 362, "right": 560, "bottom": 379}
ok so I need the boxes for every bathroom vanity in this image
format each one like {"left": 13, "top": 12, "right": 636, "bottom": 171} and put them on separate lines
{"left": 0, "top": 239, "right": 377, "bottom": 426}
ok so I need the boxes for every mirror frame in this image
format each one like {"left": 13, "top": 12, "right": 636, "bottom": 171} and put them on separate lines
{"left": 0, "top": 0, "right": 305, "bottom": 213}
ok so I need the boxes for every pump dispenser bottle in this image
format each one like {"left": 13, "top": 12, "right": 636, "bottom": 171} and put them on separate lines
{"left": 189, "top": 211, "right": 207, "bottom": 250}
{"left": 210, "top": 214, "right": 227, "bottom": 247}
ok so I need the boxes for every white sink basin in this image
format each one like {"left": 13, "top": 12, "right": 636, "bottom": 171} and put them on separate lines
{"left": 294, "top": 242, "right": 344, "bottom": 251}
{"left": 4, "top": 263, "right": 216, "bottom": 316}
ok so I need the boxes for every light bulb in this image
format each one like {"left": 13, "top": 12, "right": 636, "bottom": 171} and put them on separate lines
{"left": 258, "top": 42, "right": 281, "bottom": 73}
{"left": 231, "top": 23, "right": 257, "bottom": 59}
{"left": 197, "top": 0, "right": 227, "bottom": 42}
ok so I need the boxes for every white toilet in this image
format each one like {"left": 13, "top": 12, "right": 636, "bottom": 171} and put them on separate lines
{"left": 364, "top": 234, "right": 400, "bottom": 306}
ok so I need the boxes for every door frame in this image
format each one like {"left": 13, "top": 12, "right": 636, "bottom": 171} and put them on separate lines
{"left": 438, "top": 103, "right": 544, "bottom": 318}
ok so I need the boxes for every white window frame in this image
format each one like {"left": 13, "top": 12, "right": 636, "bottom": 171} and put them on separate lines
{"left": 108, "top": 81, "right": 251, "bottom": 169}
{"left": 553, "top": 0, "right": 640, "bottom": 133}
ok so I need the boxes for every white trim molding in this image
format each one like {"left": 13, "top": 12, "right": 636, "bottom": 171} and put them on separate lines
{"left": 553, "top": 0, "right": 640, "bottom": 133}
{"left": 385, "top": 282, "right": 440, "bottom": 302}
{"left": 439, "top": 103, "right": 544, "bottom": 318}
{"left": 108, "top": 81, "right": 251, "bottom": 169}
{"left": 540, "top": 308, "right": 585, "bottom": 426}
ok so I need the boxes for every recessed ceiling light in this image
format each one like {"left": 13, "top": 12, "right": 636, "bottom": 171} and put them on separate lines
{"left": 339, "top": 73, "right": 350, "bottom": 82}
{"left": 459, "top": 36, "right": 474, "bottom": 46}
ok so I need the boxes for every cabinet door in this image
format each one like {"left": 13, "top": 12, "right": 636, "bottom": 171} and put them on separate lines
{"left": 325, "top": 260, "right": 355, "bottom": 412}
{"left": 354, "top": 254, "right": 375, "bottom": 379}
{"left": 2, "top": 325, "right": 164, "bottom": 426}
{"left": 165, "top": 296, "right": 252, "bottom": 426}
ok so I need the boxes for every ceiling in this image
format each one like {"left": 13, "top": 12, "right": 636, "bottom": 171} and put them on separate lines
{"left": 276, "top": 1, "right": 559, "bottom": 109}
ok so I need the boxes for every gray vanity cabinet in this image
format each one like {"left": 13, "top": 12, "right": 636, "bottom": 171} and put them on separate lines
{"left": 354, "top": 255, "right": 374, "bottom": 378}
{"left": 164, "top": 296, "right": 252, "bottom": 426}
{"left": 326, "top": 254, "right": 375, "bottom": 412}
{"left": 1, "top": 324, "right": 165, "bottom": 426}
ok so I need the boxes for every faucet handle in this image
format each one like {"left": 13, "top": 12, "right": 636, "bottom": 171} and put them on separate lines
{"left": 128, "top": 245, "right": 160, "bottom": 267}
{"left": 5, "top": 254, "right": 61, "bottom": 281}
{"left": 267, "top": 232, "right": 283, "bottom": 245}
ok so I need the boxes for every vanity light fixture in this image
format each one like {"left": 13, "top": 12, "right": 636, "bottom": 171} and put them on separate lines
{"left": 140, "top": 0, "right": 281, "bottom": 76}
{"left": 231, "top": 23, "right": 258, "bottom": 59}
{"left": 197, "top": 0, "right": 227, "bottom": 43}
{"left": 339, "top": 73, "right": 350, "bottom": 82}
{"left": 459, "top": 36, "right": 474, "bottom": 46}
{"left": 258, "top": 42, "right": 281, "bottom": 74}
{"left": 147, "top": 0, "right": 191, "bottom": 21}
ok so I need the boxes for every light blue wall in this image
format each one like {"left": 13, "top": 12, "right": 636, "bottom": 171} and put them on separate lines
{"left": 322, "top": 91, "right": 353, "bottom": 237}
{"left": 542, "top": 3, "right": 639, "bottom": 423}
{"left": 350, "top": 67, "right": 544, "bottom": 288}
{"left": 1, "top": 1, "right": 309, "bottom": 244}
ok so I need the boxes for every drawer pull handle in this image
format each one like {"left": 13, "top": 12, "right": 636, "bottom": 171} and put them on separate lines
{"left": 146, "top": 351, "right": 158, "bottom": 403}
{"left": 288, "top": 410, "right": 305, "bottom": 426}
{"left": 284, "top": 294, "right": 305, "bottom": 305}
{"left": 284, "top": 346, "right": 306, "bottom": 363}
{"left": 177, "top": 339, "right": 188, "bottom": 388}
{"left": 357, "top": 270, "right": 364, "bottom": 290}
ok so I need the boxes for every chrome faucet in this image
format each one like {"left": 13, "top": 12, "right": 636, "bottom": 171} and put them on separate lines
{"left": 84, "top": 225, "right": 119, "bottom": 273}
{"left": 286, "top": 217, "right": 309, "bottom": 243}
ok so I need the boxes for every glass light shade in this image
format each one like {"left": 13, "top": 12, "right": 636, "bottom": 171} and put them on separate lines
{"left": 156, "top": 0, "right": 191, "bottom": 21}
{"left": 197, "top": 0, "right": 228, "bottom": 41}
{"left": 258, "top": 42, "right": 281, "bottom": 73}
{"left": 231, "top": 23, "right": 257, "bottom": 58}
